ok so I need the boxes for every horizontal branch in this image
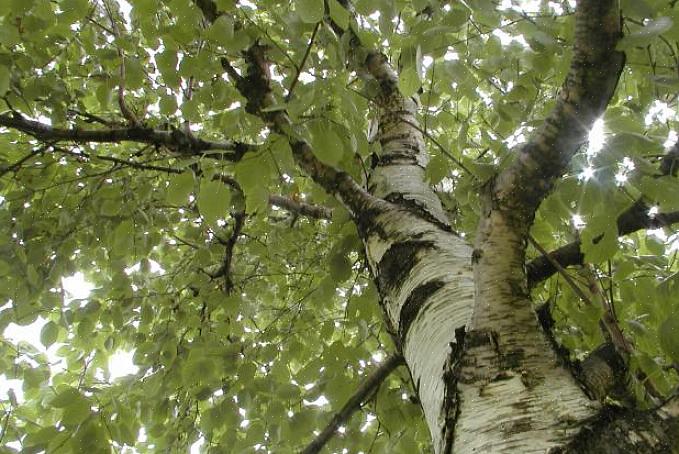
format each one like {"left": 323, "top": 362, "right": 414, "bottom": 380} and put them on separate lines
{"left": 301, "top": 354, "right": 404, "bottom": 454}
{"left": 527, "top": 204, "right": 679, "bottom": 287}
{"left": 268, "top": 194, "right": 332, "bottom": 220}
{"left": 528, "top": 140, "right": 679, "bottom": 286}
{"left": 0, "top": 112, "right": 254, "bottom": 160}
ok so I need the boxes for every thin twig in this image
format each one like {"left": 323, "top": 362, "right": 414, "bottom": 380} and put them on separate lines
{"left": 285, "top": 22, "right": 320, "bottom": 102}
{"left": 301, "top": 354, "right": 404, "bottom": 454}
{"left": 398, "top": 118, "right": 473, "bottom": 176}
{"left": 53, "top": 146, "right": 183, "bottom": 174}
{"left": 102, "top": 0, "right": 138, "bottom": 125}
{"left": 528, "top": 235, "right": 595, "bottom": 307}
{"left": 0, "top": 144, "right": 50, "bottom": 178}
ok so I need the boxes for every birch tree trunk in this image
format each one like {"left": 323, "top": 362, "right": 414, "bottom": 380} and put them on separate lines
{"left": 351, "top": 1, "right": 679, "bottom": 452}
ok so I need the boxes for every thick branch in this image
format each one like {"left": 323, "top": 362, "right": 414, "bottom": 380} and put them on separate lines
{"left": 494, "top": 0, "right": 625, "bottom": 220}
{"left": 552, "top": 396, "right": 679, "bottom": 453}
{"left": 268, "top": 194, "right": 332, "bottom": 220}
{"left": 301, "top": 354, "right": 404, "bottom": 454}
{"left": 216, "top": 211, "right": 245, "bottom": 294}
{"left": 527, "top": 205, "right": 679, "bottom": 287}
{"left": 0, "top": 112, "right": 253, "bottom": 160}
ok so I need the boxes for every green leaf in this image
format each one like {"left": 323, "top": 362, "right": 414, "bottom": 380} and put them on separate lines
{"left": 61, "top": 397, "right": 92, "bottom": 427}
{"left": 111, "top": 219, "right": 135, "bottom": 256}
{"left": 297, "top": 0, "right": 324, "bottom": 23}
{"left": 0, "top": 260, "right": 10, "bottom": 276}
{"left": 156, "top": 49, "right": 180, "bottom": 87}
{"left": 309, "top": 121, "right": 345, "bottom": 166}
{"left": 23, "top": 366, "right": 47, "bottom": 390}
{"left": 328, "top": 0, "right": 350, "bottom": 30}
{"left": 166, "top": 172, "right": 195, "bottom": 205}
{"left": 426, "top": 154, "right": 449, "bottom": 185}
{"left": 637, "top": 176, "right": 679, "bottom": 210}
{"left": 40, "top": 321, "right": 59, "bottom": 347}
{"left": 51, "top": 387, "right": 81, "bottom": 408}
{"left": 329, "top": 252, "right": 352, "bottom": 283}
{"left": 399, "top": 66, "right": 421, "bottom": 98}
{"left": 581, "top": 218, "right": 618, "bottom": 264}
{"left": 206, "top": 14, "right": 234, "bottom": 46}
{"left": 100, "top": 199, "right": 121, "bottom": 217}
{"left": 198, "top": 180, "right": 231, "bottom": 225}
{"left": 354, "top": 0, "right": 377, "bottom": 15}
{"left": 124, "top": 57, "right": 146, "bottom": 90}
{"left": 159, "top": 94, "right": 178, "bottom": 115}
{"left": 620, "top": 0, "right": 655, "bottom": 20}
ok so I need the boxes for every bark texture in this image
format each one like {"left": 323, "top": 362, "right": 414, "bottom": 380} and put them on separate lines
{"left": 355, "top": 45, "right": 477, "bottom": 453}
{"left": 448, "top": 1, "right": 629, "bottom": 452}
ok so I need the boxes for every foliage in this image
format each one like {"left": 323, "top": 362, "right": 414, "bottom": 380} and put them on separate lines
{"left": 0, "top": 0, "right": 678, "bottom": 452}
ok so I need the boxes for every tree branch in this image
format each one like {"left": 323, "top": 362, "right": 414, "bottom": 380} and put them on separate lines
{"left": 268, "top": 194, "right": 332, "bottom": 220}
{"left": 0, "top": 144, "right": 50, "bottom": 177}
{"left": 321, "top": 1, "right": 454, "bottom": 227}
{"left": 52, "top": 145, "right": 185, "bottom": 174}
{"left": 527, "top": 206, "right": 679, "bottom": 287}
{"left": 0, "top": 112, "right": 253, "bottom": 160}
{"left": 192, "top": 1, "right": 381, "bottom": 217}
{"left": 214, "top": 211, "right": 245, "bottom": 294}
{"left": 494, "top": 0, "right": 625, "bottom": 220}
{"left": 528, "top": 140, "right": 679, "bottom": 287}
{"left": 102, "top": 0, "right": 138, "bottom": 125}
{"left": 301, "top": 353, "right": 404, "bottom": 454}
{"left": 285, "top": 21, "right": 320, "bottom": 102}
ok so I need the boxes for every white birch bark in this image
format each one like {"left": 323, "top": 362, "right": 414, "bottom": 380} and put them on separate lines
{"left": 359, "top": 53, "right": 478, "bottom": 452}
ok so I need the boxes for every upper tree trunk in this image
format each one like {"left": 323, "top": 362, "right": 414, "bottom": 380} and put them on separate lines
{"left": 358, "top": 89, "right": 595, "bottom": 451}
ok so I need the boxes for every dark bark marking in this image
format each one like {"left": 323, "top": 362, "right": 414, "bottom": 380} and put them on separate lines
{"left": 464, "top": 328, "right": 496, "bottom": 349}
{"left": 519, "top": 369, "right": 543, "bottom": 389}
{"left": 382, "top": 192, "right": 452, "bottom": 232}
{"left": 471, "top": 248, "right": 483, "bottom": 265}
{"left": 511, "top": 398, "right": 531, "bottom": 411}
{"left": 398, "top": 280, "right": 446, "bottom": 346}
{"left": 379, "top": 132, "right": 411, "bottom": 146}
{"left": 371, "top": 153, "right": 420, "bottom": 167}
{"left": 501, "top": 348, "right": 525, "bottom": 370}
{"left": 501, "top": 416, "right": 534, "bottom": 436}
{"left": 442, "top": 327, "right": 466, "bottom": 454}
{"left": 376, "top": 239, "right": 435, "bottom": 295}
{"left": 354, "top": 207, "right": 390, "bottom": 240}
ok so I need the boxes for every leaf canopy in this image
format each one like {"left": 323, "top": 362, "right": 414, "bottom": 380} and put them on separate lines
{"left": 0, "top": 0, "right": 679, "bottom": 452}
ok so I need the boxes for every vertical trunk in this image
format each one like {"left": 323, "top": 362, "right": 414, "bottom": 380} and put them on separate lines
{"left": 358, "top": 61, "right": 476, "bottom": 452}
{"left": 453, "top": 207, "right": 596, "bottom": 452}
{"left": 357, "top": 50, "right": 597, "bottom": 452}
